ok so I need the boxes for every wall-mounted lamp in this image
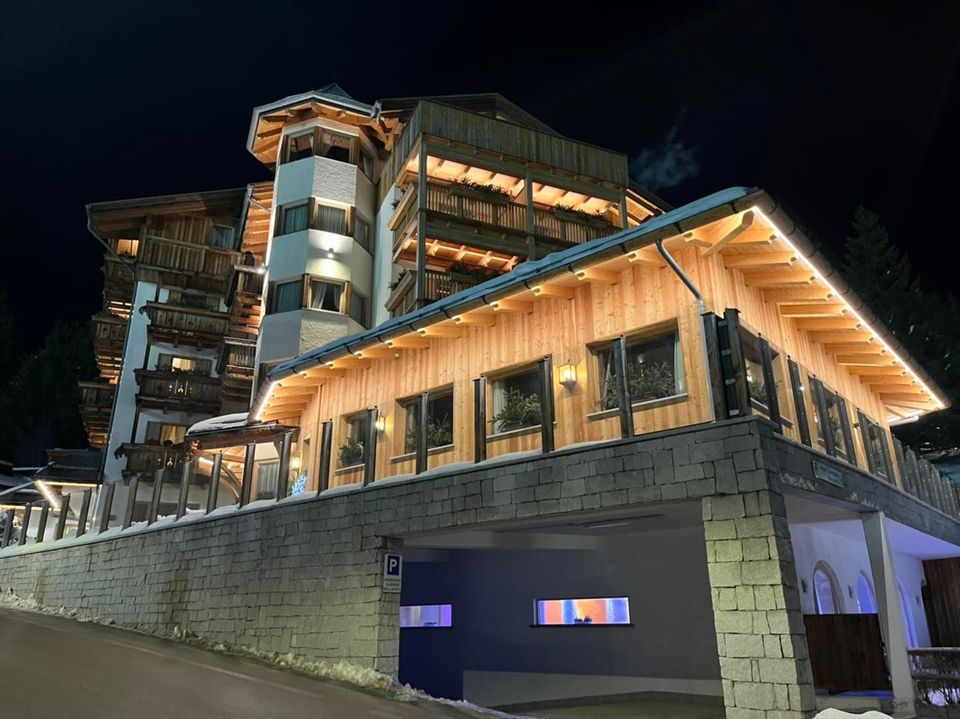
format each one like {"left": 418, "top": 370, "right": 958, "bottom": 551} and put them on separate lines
{"left": 800, "top": 578, "right": 808, "bottom": 594}
{"left": 558, "top": 362, "right": 578, "bottom": 388}
{"left": 374, "top": 414, "right": 386, "bottom": 434}
{"left": 290, "top": 455, "right": 301, "bottom": 472}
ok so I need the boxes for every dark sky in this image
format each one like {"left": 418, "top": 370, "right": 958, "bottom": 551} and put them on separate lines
{"left": 3, "top": 1, "right": 960, "bottom": 350}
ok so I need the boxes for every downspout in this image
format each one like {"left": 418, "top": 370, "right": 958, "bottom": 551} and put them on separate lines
{"left": 655, "top": 240, "right": 716, "bottom": 420}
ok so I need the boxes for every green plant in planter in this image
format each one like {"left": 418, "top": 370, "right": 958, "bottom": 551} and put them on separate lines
{"left": 747, "top": 374, "right": 768, "bottom": 405}
{"left": 600, "top": 360, "right": 676, "bottom": 410}
{"left": 405, "top": 415, "right": 454, "bottom": 452}
{"left": 448, "top": 262, "right": 498, "bottom": 281}
{"left": 493, "top": 388, "right": 542, "bottom": 433}
{"left": 554, "top": 203, "right": 606, "bottom": 219}
{"left": 338, "top": 434, "right": 364, "bottom": 467}
{"left": 454, "top": 178, "right": 512, "bottom": 200}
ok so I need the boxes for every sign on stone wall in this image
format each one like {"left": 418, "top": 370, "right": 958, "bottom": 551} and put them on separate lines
{"left": 383, "top": 554, "right": 402, "bottom": 593}
{"left": 813, "top": 460, "right": 844, "bottom": 488}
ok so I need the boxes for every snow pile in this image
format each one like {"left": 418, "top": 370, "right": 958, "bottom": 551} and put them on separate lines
{"left": 813, "top": 710, "right": 893, "bottom": 719}
{"left": 187, "top": 413, "right": 249, "bottom": 435}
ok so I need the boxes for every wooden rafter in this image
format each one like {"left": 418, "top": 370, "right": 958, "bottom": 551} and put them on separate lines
{"left": 532, "top": 283, "right": 575, "bottom": 300}
{"left": 575, "top": 268, "right": 619, "bottom": 285}
{"left": 490, "top": 298, "right": 533, "bottom": 313}
{"left": 764, "top": 287, "right": 834, "bottom": 303}
{"left": 779, "top": 303, "right": 845, "bottom": 317}
{"left": 723, "top": 251, "right": 797, "bottom": 270}
{"left": 744, "top": 270, "right": 815, "bottom": 288}
{"left": 703, "top": 211, "right": 755, "bottom": 256}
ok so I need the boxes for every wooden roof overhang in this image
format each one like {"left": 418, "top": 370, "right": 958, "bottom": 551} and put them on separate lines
{"left": 187, "top": 421, "right": 300, "bottom": 451}
{"left": 251, "top": 187, "right": 948, "bottom": 427}
{"left": 87, "top": 189, "right": 247, "bottom": 239}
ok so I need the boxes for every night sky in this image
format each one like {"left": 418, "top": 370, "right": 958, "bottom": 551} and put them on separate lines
{"left": 3, "top": 1, "right": 959, "bottom": 351}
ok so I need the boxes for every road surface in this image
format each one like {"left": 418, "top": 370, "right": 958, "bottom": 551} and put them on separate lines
{"left": 0, "top": 607, "right": 482, "bottom": 719}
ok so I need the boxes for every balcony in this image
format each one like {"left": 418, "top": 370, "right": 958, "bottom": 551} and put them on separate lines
{"left": 92, "top": 312, "right": 128, "bottom": 380}
{"left": 226, "top": 265, "right": 265, "bottom": 341}
{"left": 78, "top": 381, "right": 115, "bottom": 449}
{"left": 144, "top": 301, "right": 230, "bottom": 348}
{"left": 385, "top": 269, "right": 485, "bottom": 318}
{"left": 119, "top": 442, "right": 185, "bottom": 477}
{"left": 218, "top": 338, "right": 257, "bottom": 411}
{"left": 137, "top": 235, "right": 237, "bottom": 293}
{"left": 135, "top": 369, "right": 221, "bottom": 412}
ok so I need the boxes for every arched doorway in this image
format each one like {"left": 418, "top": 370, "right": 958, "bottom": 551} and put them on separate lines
{"left": 813, "top": 561, "right": 843, "bottom": 614}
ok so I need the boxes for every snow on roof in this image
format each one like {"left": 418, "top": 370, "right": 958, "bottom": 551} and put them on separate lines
{"left": 187, "top": 413, "right": 250, "bottom": 435}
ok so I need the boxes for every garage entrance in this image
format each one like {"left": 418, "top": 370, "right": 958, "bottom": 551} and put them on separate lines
{"left": 397, "top": 501, "right": 724, "bottom": 716}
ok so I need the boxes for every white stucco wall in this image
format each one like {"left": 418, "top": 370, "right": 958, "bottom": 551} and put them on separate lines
{"left": 789, "top": 520, "right": 931, "bottom": 646}
{"left": 372, "top": 186, "right": 400, "bottom": 326}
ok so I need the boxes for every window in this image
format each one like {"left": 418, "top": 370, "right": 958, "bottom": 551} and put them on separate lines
{"left": 279, "top": 202, "right": 310, "bottom": 235}
{"left": 285, "top": 131, "right": 314, "bottom": 162}
{"left": 813, "top": 562, "right": 842, "bottom": 614}
{"left": 859, "top": 412, "right": 894, "bottom": 480}
{"left": 339, "top": 412, "right": 369, "bottom": 468}
{"left": 321, "top": 131, "right": 353, "bottom": 162}
{"left": 348, "top": 290, "right": 369, "bottom": 328}
{"left": 594, "top": 330, "right": 684, "bottom": 412}
{"left": 402, "top": 391, "right": 454, "bottom": 454}
{"left": 116, "top": 239, "right": 139, "bottom": 257}
{"left": 270, "top": 279, "right": 304, "bottom": 314}
{"left": 316, "top": 204, "right": 349, "bottom": 235}
{"left": 354, "top": 215, "right": 371, "bottom": 252}
{"left": 856, "top": 573, "right": 877, "bottom": 614}
{"left": 308, "top": 279, "right": 343, "bottom": 312}
{"left": 255, "top": 462, "right": 279, "bottom": 500}
{"left": 491, "top": 367, "right": 541, "bottom": 434}
{"left": 156, "top": 354, "right": 212, "bottom": 375}
{"left": 211, "top": 224, "right": 235, "bottom": 249}
{"left": 145, "top": 422, "right": 187, "bottom": 446}
{"left": 535, "top": 597, "right": 631, "bottom": 626}
{"left": 360, "top": 148, "right": 375, "bottom": 178}
{"left": 812, "top": 381, "right": 852, "bottom": 462}
{"left": 400, "top": 604, "right": 452, "bottom": 628}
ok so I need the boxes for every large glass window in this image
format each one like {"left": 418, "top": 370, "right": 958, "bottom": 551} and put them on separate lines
{"left": 402, "top": 391, "right": 454, "bottom": 454}
{"left": 280, "top": 203, "right": 310, "bottom": 235}
{"left": 400, "top": 604, "right": 452, "bottom": 628}
{"left": 491, "top": 367, "right": 541, "bottom": 434}
{"left": 321, "top": 131, "right": 353, "bottom": 162}
{"left": 535, "top": 597, "right": 631, "bottom": 626}
{"left": 156, "top": 354, "right": 212, "bottom": 375}
{"left": 339, "top": 412, "right": 369, "bottom": 468}
{"left": 271, "top": 279, "right": 304, "bottom": 314}
{"left": 594, "top": 330, "right": 684, "bottom": 412}
{"left": 145, "top": 422, "right": 187, "bottom": 446}
{"left": 308, "top": 279, "right": 343, "bottom": 312}
{"left": 285, "top": 131, "right": 314, "bottom": 162}
{"left": 354, "top": 215, "right": 371, "bottom": 252}
{"left": 255, "top": 462, "right": 279, "bottom": 500}
{"left": 348, "top": 290, "right": 369, "bottom": 328}
{"left": 860, "top": 413, "right": 893, "bottom": 479}
{"left": 316, "top": 204, "right": 349, "bottom": 235}
{"left": 856, "top": 573, "right": 877, "bottom": 614}
{"left": 814, "top": 382, "right": 852, "bottom": 462}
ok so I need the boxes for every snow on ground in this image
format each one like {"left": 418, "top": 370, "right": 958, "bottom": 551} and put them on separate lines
{"left": 813, "top": 710, "right": 892, "bottom": 719}
{"left": 0, "top": 590, "right": 523, "bottom": 718}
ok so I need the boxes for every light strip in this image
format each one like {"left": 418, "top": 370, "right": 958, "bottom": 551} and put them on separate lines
{"left": 751, "top": 206, "right": 946, "bottom": 411}
{"left": 34, "top": 480, "right": 61, "bottom": 510}
{"left": 253, "top": 381, "right": 278, "bottom": 422}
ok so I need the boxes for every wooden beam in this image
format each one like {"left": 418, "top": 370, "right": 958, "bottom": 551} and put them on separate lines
{"left": 722, "top": 251, "right": 797, "bottom": 270}
{"left": 807, "top": 331, "right": 874, "bottom": 344}
{"left": 627, "top": 246, "right": 665, "bottom": 266}
{"left": 879, "top": 393, "right": 935, "bottom": 404}
{"left": 779, "top": 303, "right": 846, "bottom": 317}
{"left": 276, "top": 374, "right": 325, "bottom": 389}
{"left": 326, "top": 356, "right": 370, "bottom": 369}
{"left": 683, "top": 232, "right": 712, "bottom": 249}
{"left": 793, "top": 318, "right": 862, "bottom": 331}
{"left": 386, "top": 335, "right": 430, "bottom": 349}
{"left": 744, "top": 270, "right": 815, "bottom": 288}
{"left": 846, "top": 366, "right": 906, "bottom": 376}
{"left": 418, "top": 325, "right": 464, "bottom": 338}
{"left": 575, "top": 268, "right": 619, "bottom": 285}
{"left": 532, "top": 283, "right": 575, "bottom": 300}
{"left": 490, "top": 298, "right": 533, "bottom": 313}
{"left": 764, "top": 287, "right": 834, "bottom": 303}
{"left": 880, "top": 399, "right": 935, "bottom": 411}
{"left": 835, "top": 355, "right": 897, "bottom": 366}
{"left": 454, "top": 312, "right": 497, "bottom": 326}
{"left": 354, "top": 347, "right": 398, "bottom": 360}
{"left": 870, "top": 385, "right": 927, "bottom": 395}
{"left": 860, "top": 375, "right": 916, "bottom": 386}
{"left": 823, "top": 343, "right": 885, "bottom": 355}
{"left": 703, "top": 211, "right": 755, "bottom": 256}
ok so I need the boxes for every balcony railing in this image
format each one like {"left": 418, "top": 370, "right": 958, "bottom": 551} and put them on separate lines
{"left": 385, "top": 269, "right": 484, "bottom": 317}
{"left": 92, "top": 312, "right": 127, "bottom": 343}
{"left": 135, "top": 369, "right": 221, "bottom": 407}
{"left": 144, "top": 302, "right": 230, "bottom": 343}
{"left": 533, "top": 206, "right": 618, "bottom": 245}
{"left": 910, "top": 648, "right": 960, "bottom": 707}
{"left": 120, "top": 443, "right": 185, "bottom": 474}
{"left": 138, "top": 235, "right": 237, "bottom": 278}
{"left": 424, "top": 183, "right": 527, "bottom": 233}
{"left": 79, "top": 382, "right": 116, "bottom": 409}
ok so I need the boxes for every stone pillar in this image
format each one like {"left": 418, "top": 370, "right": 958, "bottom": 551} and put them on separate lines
{"left": 703, "top": 490, "right": 816, "bottom": 719}
{"left": 372, "top": 536, "right": 404, "bottom": 676}
{"left": 861, "top": 511, "right": 915, "bottom": 712}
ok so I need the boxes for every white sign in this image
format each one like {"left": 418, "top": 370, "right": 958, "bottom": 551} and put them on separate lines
{"left": 383, "top": 553, "right": 402, "bottom": 593}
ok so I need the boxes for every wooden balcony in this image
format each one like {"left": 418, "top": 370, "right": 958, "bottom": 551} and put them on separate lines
{"left": 137, "top": 234, "right": 238, "bottom": 293}
{"left": 218, "top": 338, "right": 256, "bottom": 412}
{"left": 134, "top": 369, "right": 221, "bottom": 412}
{"left": 144, "top": 301, "right": 230, "bottom": 348}
{"left": 78, "top": 381, "right": 115, "bottom": 449}
{"left": 91, "top": 312, "right": 128, "bottom": 381}
{"left": 385, "top": 269, "right": 484, "bottom": 318}
{"left": 226, "top": 265, "right": 265, "bottom": 341}
{"left": 119, "top": 442, "right": 185, "bottom": 476}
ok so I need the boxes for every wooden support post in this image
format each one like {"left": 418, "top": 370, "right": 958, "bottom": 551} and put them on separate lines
{"left": 701, "top": 314, "right": 727, "bottom": 423}
{"left": 177, "top": 460, "right": 193, "bottom": 519}
{"left": 98, "top": 483, "right": 116, "bottom": 534}
{"left": 122, "top": 477, "right": 138, "bottom": 529}
{"left": 318, "top": 421, "right": 333, "bottom": 493}
{"left": 474, "top": 377, "right": 487, "bottom": 464}
{"left": 538, "top": 356, "right": 555, "bottom": 453}
{"left": 36, "top": 502, "right": 50, "bottom": 543}
{"left": 619, "top": 190, "right": 629, "bottom": 230}
{"left": 416, "top": 392, "right": 429, "bottom": 475}
{"left": 415, "top": 144, "right": 428, "bottom": 309}
{"left": 525, "top": 170, "right": 537, "bottom": 260}
{"left": 720, "top": 309, "right": 750, "bottom": 419}
{"left": 240, "top": 443, "right": 256, "bottom": 507}
{"left": 787, "top": 359, "right": 811, "bottom": 447}
{"left": 363, "top": 408, "right": 379, "bottom": 486}
{"left": 759, "top": 338, "right": 782, "bottom": 433}
{"left": 147, "top": 469, "right": 164, "bottom": 524}
{"left": 612, "top": 336, "right": 635, "bottom": 439}
{"left": 206, "top": 453, "right": 222, "bottom": 513}
{"left": 56, "top": 494, "right": 72, "bottom": 539}
{"left": 276, "top": 431, "right": 293, "bottom": 501}
{"left": 76, "top": 490, "right": 92, "bottom": 537}
{"left": 1, "top": 509, "right": 13, "bottom": 548}
{"left": 18, "top": 503, "right": 32, "bottom": 546}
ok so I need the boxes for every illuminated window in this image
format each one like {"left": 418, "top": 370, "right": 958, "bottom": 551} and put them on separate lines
{"left": 156, "top": 354, "right": 212, "bottom": 375}
{"left": 339, "top": 412, "right": 369, "bottom": 468}
{"left": 255, "top": 462, "right": 279, "bottom": 500}
{"left": 321, "top": 131, "right": 354, "bottom": 163}
{"left": 145, "top": 422, "right": 187, "bottom": 446}
{"left": 593, "top": 330, "right": 684, "bottom": 412}
{"left": 535, "top": 597, "right": 630, "bottom": 626}
{"left": 315, "top": 204, "right": 348, "bottom": 235}
{"left": 116, "top": 239, "right": 139, "bottom": 257}
{"left": 400, "top": 604, "right": 452, "bottom": 628}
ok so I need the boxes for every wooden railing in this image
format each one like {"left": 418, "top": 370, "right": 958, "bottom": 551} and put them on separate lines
{"left": 533, "top": 206, "right": 618, "bottom": 244}
{"left": 910, "top": 648, "right": 960, "bottom": 706}
{"left": 386, "top": 269, "right": 483, "bottom": 317}
{"left": 894, "top": 439, "right": 960, "bottom": 520}
{"left": 138, "top": 235, "right": 237, "bottom": 278}
{"left": 424, "top": 183, "right": 527, "bottom": 233}
{"left": 79, "top": 382, "right": 115, "bottom": 409}
{"left": 121, "top": 443, "right": 185, "bottom": 474}
{"left": 135, "top": 369, "right": 221, "bottom": 406}
{"left": 92, "top": 313, "right": 127, "bottom": 343}
{"left": 234, "top": 266, "right": 265, "bottom": 295}
{"left": 144, "top": 302, "right": 230, "bottom": 339}
{"left": 220, "top": 339, "right": 256, "bottom": 372}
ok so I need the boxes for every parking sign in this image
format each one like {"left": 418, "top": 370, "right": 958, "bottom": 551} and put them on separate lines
{"left": 383, "top": 553, "right": 402, "bottom": 593}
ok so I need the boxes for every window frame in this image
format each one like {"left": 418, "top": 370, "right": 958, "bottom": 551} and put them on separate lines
{"left": 338, "top": 411, "right": 370, "bottom": 469}
{"left": 354, "top": 213, "right": 372, "bottom": 253}
{"left": 857, "top": 410, "right": 895, "bottom": 481}
{"left": 276, "top": 201, "right": 311, "bottom": 236}
{"left": 347, "top": 287, "right": 370, "bottom": 328}
{"left": 398, "top": 387, "right": 455, "bottom": 456}
{"left": 487, "top": 363, "right": 543, "bottom": 436}
{"left": 156, "top": 353, "right": 212, "bottom": 376}
{"left": 211, "top": 224, "right": 236, "bottom": 250}
{"left": 268, "top": 278, "right": 306, "bottom": 314}
{"left": 283, "top": 130, "right": 315, "bottom": 163}
{"left": 306, "top": 276, "right": 346, "bottom": 313}
{"left": 144, "top": 421, "right": 188, "bottom": 446}
{"left": 275, "top": 198, "right": 354, "bottom": 238}
{"left": 810, "top": 378, "right": 855, "bottom": 464}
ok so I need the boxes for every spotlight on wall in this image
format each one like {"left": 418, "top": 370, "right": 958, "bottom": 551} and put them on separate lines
{"left": 374, "top": 414, "right": 386, "bottom": 434}
{"left": 558, "top": 362, "right": 578, "bottom": 388}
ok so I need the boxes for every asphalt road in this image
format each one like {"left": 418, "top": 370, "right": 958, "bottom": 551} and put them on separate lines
{"left": 0, "top": 607, "right": 483, "bottom": 719}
